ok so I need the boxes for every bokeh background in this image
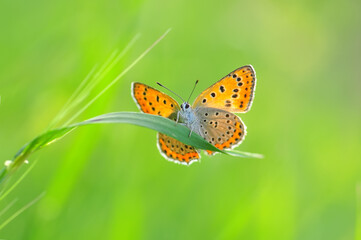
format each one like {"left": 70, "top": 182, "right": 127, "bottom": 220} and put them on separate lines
{"left": 1, "top": 0, "right": 361, "bottom": 239}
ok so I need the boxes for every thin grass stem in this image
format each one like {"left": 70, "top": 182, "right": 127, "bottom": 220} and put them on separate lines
{"left": 48, "top": 65, "right": 99, "bottom": 129}
{"left": 50, "top": 49, "right": 119, "bottom": 128}
{"left": 52, "top": 34, "right": 141, "bottom": 129}
{"left": 64, "top": 29, "right": 171, "bottom": 126}
{"left": 79, "top": 34, "right": 141, "bottom": 100}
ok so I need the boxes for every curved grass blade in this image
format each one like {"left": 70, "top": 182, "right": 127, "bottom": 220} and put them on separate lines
{"left": 77, "top": 112, "right": 263, "bottom": 157}
{"left": 76, "top": 112, "right": 221, "bottom": 152}
{"left": 1, "top": 112, "right": 262, "bottom": 184}
{"left": 17, "top": 112, "right": 262, "bottom": 160}
{"left": 224, "top": 150, "right": 264, "bottom": 158}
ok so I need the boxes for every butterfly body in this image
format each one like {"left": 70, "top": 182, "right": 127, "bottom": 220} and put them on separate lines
{"left": 178, "top": 102, "right": 201, "bottom": 135}
{"left": 132, "top": 65, "right": 256, "bottom": 165}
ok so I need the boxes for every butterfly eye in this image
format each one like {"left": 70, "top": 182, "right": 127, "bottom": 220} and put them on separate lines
{"left": 185, "top": 103, "right": 190, "bottom": 109}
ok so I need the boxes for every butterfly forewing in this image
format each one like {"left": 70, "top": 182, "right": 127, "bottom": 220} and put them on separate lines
{"left": 194, "top": 107, "right": 246, "bottom": 155}
{"left": 132, "top": 82, "right": 180, "bottom": 118}
{"left": 132, "top": 82, "right": 200, "bottom": 165}
{"left": 193, "top": 65, "right": 256, "bottom": 113}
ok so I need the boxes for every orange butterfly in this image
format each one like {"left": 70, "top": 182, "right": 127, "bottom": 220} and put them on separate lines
{"left": 132, "top": 65, "right": 256, "bottom": 165}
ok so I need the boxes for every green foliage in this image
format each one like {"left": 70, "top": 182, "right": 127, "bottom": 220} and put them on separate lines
{"left": 0, "top": 0, "right": 360, "bottom": 239}
{"left": 1, "top": 112, "right": 262, "bottom": 184}
{"left": 0, "top": 28, "right": 261, "bottom": 232}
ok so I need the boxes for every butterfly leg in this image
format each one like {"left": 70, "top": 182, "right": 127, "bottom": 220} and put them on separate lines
{"left": 188, "top": 127, "right": 193, "bottom": 137}
{"left": 176, "top": 122, "right": 193, "bottom": 137}
{"left": 175, "top": 111, "right": 181, "bottom": 125}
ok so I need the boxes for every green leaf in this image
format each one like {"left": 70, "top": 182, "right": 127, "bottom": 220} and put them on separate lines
{"left": 224, "top": 149, "right": 264, "bottom": 158}
{"left": 16, "top": 112, "right": 263, "bottom": 160}
{"left": 2, "top": 112, "right": 263, "bottom": 184}
{"left": 76, "top": 112, "right": 222, "bottom": 152}
{"left": 76, "top": 112, "right": 263, "bottom": 158}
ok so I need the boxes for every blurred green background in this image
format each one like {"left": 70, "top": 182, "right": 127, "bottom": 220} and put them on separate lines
{"left": 1, "top": 0, "right": 361, "bottom": 239}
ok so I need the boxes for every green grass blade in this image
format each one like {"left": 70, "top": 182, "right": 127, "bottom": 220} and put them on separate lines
{"left": 64, "top": 29, "right": 170, "bottom": 126}
{"left": 14, "top": 112, "right": 263, "bottom": 163}
{"left": 76, "top": 112, "right": 263, "bottom": 158}
{"left": 1, "top": 111, "right": 263, "bottom": 183}
{"left": 75, "top": 112, "right": 221, "bottom": 152}
{"left": 48, "top": 64, "right": 98, "bottom": 129}
{"left": 224, "top": 150, "right": 264, "bottom": 158}
{"left": 78, "top": 34, "right": 141, "bottom": 99}
{"left": 15, "top": 127, "right": 76, "bottom": 159}
{"left": 50, "top": 34, "right": 141, "bottom": 129}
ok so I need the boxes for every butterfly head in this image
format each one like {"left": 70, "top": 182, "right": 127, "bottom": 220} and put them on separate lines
{"left": 157, "top": 80, "right": 199, "bottom": 112}
{"left": 180, "top": 102, "right": 191, "bottom": 110}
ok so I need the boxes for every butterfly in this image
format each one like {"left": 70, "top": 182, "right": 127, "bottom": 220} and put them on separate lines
{"left": 131, "top": 65, "right": 256, "bottom": 165}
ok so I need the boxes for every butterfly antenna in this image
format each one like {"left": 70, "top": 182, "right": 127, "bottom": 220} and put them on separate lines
{"left": 187, "top": 80, "right": 199, "bottom": 102}
{"left": 157, "top": 82, "right": 186, "bottom": 102}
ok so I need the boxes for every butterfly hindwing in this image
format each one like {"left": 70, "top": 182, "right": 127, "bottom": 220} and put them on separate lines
{"left": 193, "top": 65, "right": 256, "bottom": 113}
{"left": 193, "top": 107, "right": 246, "bottom": 155}
{"left": 157, "top": 133, "right": 200, "bottom": 165}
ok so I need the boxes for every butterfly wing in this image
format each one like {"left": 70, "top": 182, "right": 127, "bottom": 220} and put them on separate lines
{"left": 193, "top": 107, "right": 246, "bottom": 155}
{"left": 192, "top": 65, "right": 256, "bottom": 113}
{"left": 132, "top": 82, "right": 200, "bottom": 165}
{"left": 157, "top": 133, "right": 200, "bottom": 165}
{"left": 132, "top": 82, "right": 180, "bottom": 118}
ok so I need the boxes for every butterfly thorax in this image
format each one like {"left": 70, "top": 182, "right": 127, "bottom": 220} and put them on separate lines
{"left": 179, "top": 102, "right": 200, "bottom": 130}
